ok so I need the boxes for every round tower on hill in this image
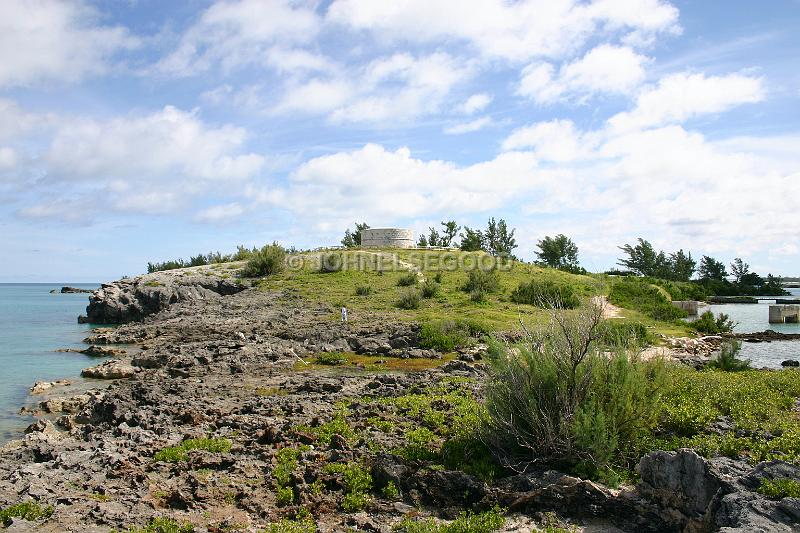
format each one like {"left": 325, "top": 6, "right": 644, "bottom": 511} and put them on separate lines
{"left": 361, "top": 228, "right": 414, "bottom": 248}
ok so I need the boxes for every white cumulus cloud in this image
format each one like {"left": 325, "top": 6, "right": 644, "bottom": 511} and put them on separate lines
{"left": 608, "top": 72, "right": 766, "bottom": 131}
{"left": 518, "top": 45, "right": 649, "bottom": 103}
{"left": 0, "top": 0, "right": 136, "bottom": 87}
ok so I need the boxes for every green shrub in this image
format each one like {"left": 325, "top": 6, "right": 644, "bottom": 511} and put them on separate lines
{"left": 396, "top": 507, "right": 504, "bottom": 533}
{"left": 314, "top": 352, "right": 349, "bottom": 366}
{"left": 0, "top": 502, "right": 54, "bottom": 526}
{"left": 484, "top": 306, "right": 666, "bottom": 471}
{"left": 262, "top": 511, "right": 317, "bottom": 533}
{"left": 421, "top": 280, "right": 440, "bottom": 298}
{"left": 419, "top": 320, "right": 489, "bottom": 352}
{"left": 433, "top": 272, "right": 443, "bottom": 283}
{"left": 325, "top": 462, "right": 372, "bottom": 512}
{"left": 596, "top": 321, "right": 652, "bottom": 348}
{"left": 319, "top": 252, "right": 344, "bottom": 273}
{"left": 463, "top": 269, "right": 500, "bottom": 294}
{"left": 115, "top": 517, "right": 195, "bottom": 533}
{"left": 240, "top": 242, "right": 286, "bottom": 277}
{"left": 470, "top": 289, "right": 487, "bottom": 303}
{"left": 758, "top": 478, "right": 800, "bottom": 499}
{"left": 396, "top": 289, "right": 421, "bottom": 309}
{"left": 510, "top": 279, "right": 579, "bottom": 309}
{"left": 398, "top": 272, "right": 419, "bottom": 286}
{"left": 273, "top": 447, "right": 303, "bottom": 506}
{"left": 355, "top": 285, "right": 373, "bottom": 296}
{"left": 692, "top": 311, "right": 735, "bottom": 334}
{"left": 396, "top": 427, "right": 438, "bottom": 461}
{"left": 608, "top": 278, "right": 687, "bottom": 321}
{"left": 381, "top": 481, "right": 400, "bottom": 499}
{"left": 153, "top": 437, "right": 232, "bottom": 463}
{"left": 707, "top": 340, "right": 751, "bottom": 372}
{"left": 440, "top": 436, "right": 500, "bottom": 481}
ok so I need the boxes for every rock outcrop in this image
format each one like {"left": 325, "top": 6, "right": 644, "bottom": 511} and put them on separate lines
{"left": 81, "top": 268, "right": 246, "bottom": 324}
{"left": 637, "top": 449, "right": 800, "bottom": 532}
{"left": 81, "top": 360, "right": 136, "bottom": 379}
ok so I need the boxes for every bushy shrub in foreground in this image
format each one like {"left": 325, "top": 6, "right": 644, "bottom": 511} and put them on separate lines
{"left": 510, "top": 279, "right": 580, "bottom": 309}
{"left": 240, "top": 242, "right": 286, "bottom": 277}
{"left": 483, "top": 303, "right": 666, "bottom": 473}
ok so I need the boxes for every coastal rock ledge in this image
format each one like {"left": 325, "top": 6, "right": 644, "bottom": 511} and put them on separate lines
{"left": 81, "top": 267, "right": 245, "bottom": 324}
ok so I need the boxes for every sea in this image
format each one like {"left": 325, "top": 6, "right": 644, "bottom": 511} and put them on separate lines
{"left": 708, "top": 287, "right": 800, "bottom": 368}
{"left": 0, "top": 283, "right": 102, "bottom": 443}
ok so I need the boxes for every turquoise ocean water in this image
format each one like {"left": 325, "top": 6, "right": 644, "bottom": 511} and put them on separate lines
{"left": 0, "top": 283, "right": 100, "bottom": 443}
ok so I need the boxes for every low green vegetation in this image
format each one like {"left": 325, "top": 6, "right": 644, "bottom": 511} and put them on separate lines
{"left": 608, "top": 278, "right": 686, "bottom": 322}
{"left": 113, "top": 517, "right": 195, "bottom": 533}
{"left": 240, "top": 242, "right": 286, "bottom": 278}
{"left": 651, "top": 366, "right": 800, "bottom": 463}
{"left": 273, "top": 447, "right": 304, "bottom": 506}
{"left": 147, "top": 246, "right": 255, "bottom": 273}
{"left": 0, "top": 502, "right": 54, "bottom": 526}
{"left": 319, "top": 252, "right": 344, "bottom": 273}
{"left": 596, "top": 320, "right": 652, "bottom": 348}
{"left": 396, "top": 289, "right": 421, "bottom": 309}
{"left": 153, "top": 437, "right": 232, "bottom": 463}
{"left": 395, "top": 507, "right": 504, "bottom": 533}
{"left": 418, "top": 319, "right": 489, "bottom": 352}
{"left": 260, "top": 510, "right": 317, "bottom": 533}
{"left": 355, "top": 284, "right": 373, "bottom": 296}
{"left": 322, "top": 461, "right": 373, "bottom": 511}
{"left": 398, "top": 272, "right": 419, "bottom": 286}
{"left": 510, "top": 279, "right": 580, "bottom": 309}
{"left": 462, "top": 269, "right": 500, "bottom": 294}
{"left": 706, "top": 341, "right": 751, "bottom": 372}
{"left": 314, "top": 352, "right": 349, "bottom": 366}
{"left": 420, "top": 280, "right": 440, "bottom": 298}
{"left": 758, "top": 478, "right": 800, "bottom": 499}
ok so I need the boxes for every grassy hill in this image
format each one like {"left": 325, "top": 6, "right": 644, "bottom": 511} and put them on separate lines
{"left": 245, "top": 248, "right": 691, "bottom": 337}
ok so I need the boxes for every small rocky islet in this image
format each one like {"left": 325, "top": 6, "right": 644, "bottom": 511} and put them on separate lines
{"left": 1, "top": 263, "right": 799, "bottom": 532}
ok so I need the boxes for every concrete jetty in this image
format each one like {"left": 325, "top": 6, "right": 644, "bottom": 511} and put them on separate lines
{"left": 769, "top": 305, "right": 800, "bottom": 324}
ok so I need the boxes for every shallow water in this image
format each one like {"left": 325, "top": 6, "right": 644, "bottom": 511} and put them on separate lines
{"left": 0, "top": 283, "right": 101, "bottom": 442}
{"left": 709, "top": 287, "right": 800, "bottom": 368}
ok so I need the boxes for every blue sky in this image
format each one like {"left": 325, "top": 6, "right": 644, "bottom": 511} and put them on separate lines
{"left": 0, "top": 0, "right": 798, "bottom": 282}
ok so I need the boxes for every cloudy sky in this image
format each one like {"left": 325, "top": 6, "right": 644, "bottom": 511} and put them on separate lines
{"left": 1, "top": 0, "right": 798, "bottom": 282}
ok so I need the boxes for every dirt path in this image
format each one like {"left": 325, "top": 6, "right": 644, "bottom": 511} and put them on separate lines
{"left": 593, "top": 295, "right": 624, "bottom": 319}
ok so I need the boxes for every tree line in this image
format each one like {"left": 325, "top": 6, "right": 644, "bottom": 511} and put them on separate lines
{"left": 341, "top": 219, "right": 518, "bottom": 258}
{"left": 615, "top": 238, "right": 785, "bottom": 295}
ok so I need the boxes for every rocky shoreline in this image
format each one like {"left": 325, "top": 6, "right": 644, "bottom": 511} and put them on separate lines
{"left": 1, "top": 270, "right": 798, "bottom": 532}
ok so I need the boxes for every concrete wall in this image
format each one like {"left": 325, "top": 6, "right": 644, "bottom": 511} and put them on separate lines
{"left": 361, "top": 228, "right": 414, "bottom": 248}
{"left": 672, "top": 300, "right": 699, "bottom": 316}
{"left": 769, "top": 305, "right": 800, "bottom": 324}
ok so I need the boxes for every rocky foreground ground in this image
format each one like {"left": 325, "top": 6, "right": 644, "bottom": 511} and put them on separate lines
{"left": 1, "top": 270, "right": 799, "bottom": 532}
